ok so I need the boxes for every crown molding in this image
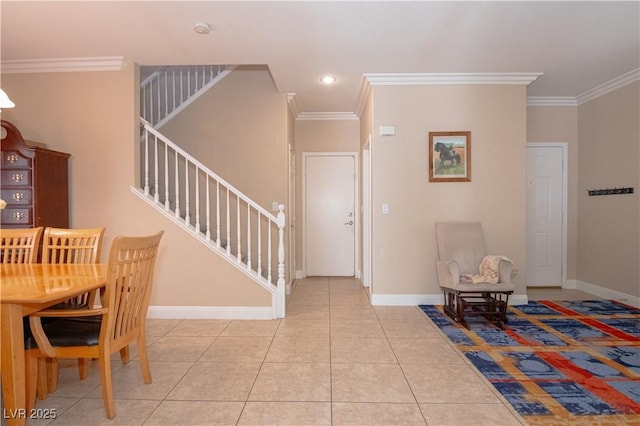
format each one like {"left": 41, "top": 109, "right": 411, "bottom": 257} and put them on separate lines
{"left": 527, "top": 97, "right": 578, "bottom": 107}
{"left": 364, "top": 72, "right": 543, "bottom": 86}
{"left": 296, "top": 112, "right": 359, "bottom": 121}
{"left": 287, "top": 93, "right": 300, "bottom": 118}
{"left": 576, "top": 67, "right": 639, "bottom": 105}
{"left": 1, "top": 57, "right": 128, "bottom": 73}
{"left": 356, "top": 77, "right": 373, "bottom": 118}
{"left": 527, "top": 68, "right": 640, "bottom": 107}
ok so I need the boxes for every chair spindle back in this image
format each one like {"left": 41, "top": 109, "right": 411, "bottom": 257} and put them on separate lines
{"left": 103, "top": 231, "right": 163, "bottom": 344}
{"left": 0, "top": 227, "right": 44, "bottom": 264}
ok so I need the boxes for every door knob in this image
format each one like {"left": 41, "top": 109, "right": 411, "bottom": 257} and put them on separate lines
{"left": 344, "top": 220, "right": 354, "bottom": 225}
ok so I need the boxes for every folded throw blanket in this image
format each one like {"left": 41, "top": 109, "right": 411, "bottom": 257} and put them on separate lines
{"left": 461, "top": 255, "right": 516, "bottom": 284}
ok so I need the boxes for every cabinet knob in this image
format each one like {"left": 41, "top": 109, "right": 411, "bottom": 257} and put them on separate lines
{"left": 12, "top": 212, "right": 25, "bottom": 221}
{"left": 5, "top": 154, "right": 19, "bottom": 163}
{"left": 11, "top": 173, "right": 24, "bottom": 183}
{"left": 12, "top": 192, "right": 24, "bottom": 201}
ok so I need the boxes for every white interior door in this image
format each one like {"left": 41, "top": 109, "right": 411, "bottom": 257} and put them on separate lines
{"left": 304, "top": 153, "right": 356, "bottom": 276}
{"left": 526, "top": 145, "right": 565, "bottom": 286}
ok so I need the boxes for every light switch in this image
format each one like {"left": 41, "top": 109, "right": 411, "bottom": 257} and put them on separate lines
{"left": 382, "top": 203, "right": 390, "bottom": 215}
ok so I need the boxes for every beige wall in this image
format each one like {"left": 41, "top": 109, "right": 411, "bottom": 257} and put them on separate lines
{"left": 160, "top": 66, "right": 288, "bottom": 210}
{"left": 527, "top": 106, "right": 578, "bottom": 280}
{"left": 1, "top": 65, "right": 272, "bottom": 308}
{"left": 370, "top": 84, "right": 528, "bottom": 297}
{"left": 293, "top": 119, "right": 360, "bottom": 274}
{"left": 4, "top": 64, "right": 636, "bottom": 308}
{"left": 577, "top": 82, "right": 639, "bottom": 297}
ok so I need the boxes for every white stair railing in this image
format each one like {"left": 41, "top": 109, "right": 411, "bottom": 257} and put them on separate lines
{"left": 135, "top": 118, "right": 286, "bottom": 318}
{"left": 141, "top": 65, "right": 234, "bottom": 129}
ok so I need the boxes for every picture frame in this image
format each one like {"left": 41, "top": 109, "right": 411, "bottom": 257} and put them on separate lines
{"left": 428, "top": 131, "right": 471, "bottom": 182}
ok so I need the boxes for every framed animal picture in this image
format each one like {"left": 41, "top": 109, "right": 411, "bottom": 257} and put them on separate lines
{"left": 428, "top": 131, "right": 471, "bottom": 182}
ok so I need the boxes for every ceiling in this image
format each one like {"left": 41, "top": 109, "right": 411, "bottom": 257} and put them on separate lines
{"left": 1, "top": 1, "right": 638, "bottom": 115}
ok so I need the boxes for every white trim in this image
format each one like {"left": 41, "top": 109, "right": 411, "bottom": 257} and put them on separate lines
{"left": 527, "top": 97, "right": 578, "bottom": 107}
{"left": 295, "top": 270, "right": 305, "bottom": 279}
{"left": 147, "top": 306, "right": 274, "bottom": 319}
{"left": 302, "top": 152, "right": 359, "bottom": 278}
{"left": 297, "top": 112, "right": 359, "bottom": 121}
{"left": 570, "top": 280, "right": 640, "bottom": 308}
{"left": 526, "top": 142, "right": 569, "bottom": 287}
{"left": 577, "top": 67, "right": 640, "bottom": 105}
{"left": 356, "top": 76, "right": 373, "bottom": 118}
{"left": 364, "top": 72, "right": 543, "bottom": 86}
{"left": 564, "top": 279, "right": 578, "bottom": 290}
{"left": 371, "top": 294, "right": 443, "bottom": 306}
{"left": 370, "top": 293, "right": 528, "bottom": 306}
{"left": 1, "top": 57, "right": 128, "bottom": 73}
{"left": 287, "top": 93, "right": 300, "bottom": 118}
{"left": 527, "top": 68, "right": 640, "bottom": 107}
{"left": 362, "top": 136, "right": 372, "bottom": 289}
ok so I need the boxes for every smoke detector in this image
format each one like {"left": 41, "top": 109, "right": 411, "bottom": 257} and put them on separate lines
{"left": 194, "top": 21, "right": 211, "bottom": 35}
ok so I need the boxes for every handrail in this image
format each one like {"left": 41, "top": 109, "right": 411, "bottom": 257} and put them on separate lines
{"left": 140, "top": 119, "right": 277, "bottom": 222}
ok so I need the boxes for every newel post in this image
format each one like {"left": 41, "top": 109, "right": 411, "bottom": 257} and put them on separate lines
{"left": 276, "top": 204, "right": 286, "bottom": 318}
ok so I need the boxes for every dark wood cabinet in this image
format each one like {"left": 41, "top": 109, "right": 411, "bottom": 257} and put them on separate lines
{"left": 1, "top": 120, "right": 70, "bottom": 229}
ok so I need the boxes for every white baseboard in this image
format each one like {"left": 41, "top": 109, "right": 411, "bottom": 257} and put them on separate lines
{"left": 147, "top": 282, "right": 639, "bottom": 320}
{"left": 570, "top": 280, "right": 640, "bottom": 308}
{"left": 370, "top": 293, "right": 529, "bottom": 306}
{"left": 510, "top": 294, "right": 529, "bottom": 305}
{"left": 147, "top": 306, "right": 275, "bottom": 319}
{"left": 295, "top": 270, "right": 304, "bottom": 279}
{"left": 371, "top": 294, "right": 443, "bottom": 306}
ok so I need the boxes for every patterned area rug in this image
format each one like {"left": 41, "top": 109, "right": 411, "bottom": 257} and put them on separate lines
{"left": 420, "top": 300, "right": 640, "bottom": 425}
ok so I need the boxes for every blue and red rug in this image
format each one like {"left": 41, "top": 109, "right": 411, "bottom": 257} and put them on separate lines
{"left": 420, "top": 300, "right": 640, "bottom": 425}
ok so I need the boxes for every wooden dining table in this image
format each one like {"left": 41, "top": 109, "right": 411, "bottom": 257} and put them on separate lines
{"left": 1, "top": 263, "right": 108, "bottom": 426}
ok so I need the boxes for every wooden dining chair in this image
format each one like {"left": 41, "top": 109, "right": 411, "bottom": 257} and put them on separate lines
{"left": 0, "top": 227, "right": 44, "bottom": 264}
{"left": 42, "top": 227, "right": 106, "bottom": 308}
{"left": 37, "top": 227, "right": 106, "bottom": 395}
{"left": 0, "top": 227, "right": 44, "bottom": 410}
{"left": 28, "top": 231, "right": 163, "bottom": 419}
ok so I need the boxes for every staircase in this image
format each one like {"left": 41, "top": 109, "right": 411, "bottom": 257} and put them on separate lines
{"left": 140, "top": 65, "right": 235, "bottom": 129}
{"left": 133, "top": 66, "right": 286, "bottom": 318}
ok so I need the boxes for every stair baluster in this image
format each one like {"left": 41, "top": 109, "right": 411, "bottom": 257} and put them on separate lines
{"left": 135, "top": 120, "right": 287, "bottom": 319}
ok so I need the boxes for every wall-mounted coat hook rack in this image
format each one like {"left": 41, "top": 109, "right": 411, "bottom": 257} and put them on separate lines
{"left": 587, "top": 187, "right": 634, "bottom": 196}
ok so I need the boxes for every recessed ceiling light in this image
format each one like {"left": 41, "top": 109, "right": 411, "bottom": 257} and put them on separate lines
{"left": 194, "top": 21, "right": 211, "bottom": 35}
{"left": 320, "top": 75, "right": 337, "bottom": 85}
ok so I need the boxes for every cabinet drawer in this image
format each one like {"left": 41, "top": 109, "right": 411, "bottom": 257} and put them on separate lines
{"left": 1, "top": 207, "right": 33, "bottom": 225}
{"left": 0, "top": 188, "right": 32, "bottom": 205}
{"left": 1, "top": 169, "right": 32, "bottom": 187}
{"left": 1, "top": 151, "right": 31, "bottom": 169}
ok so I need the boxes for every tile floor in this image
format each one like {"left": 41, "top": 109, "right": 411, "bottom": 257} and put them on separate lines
{"left": 6, "top": 280, "right": 599, "bottom": 425}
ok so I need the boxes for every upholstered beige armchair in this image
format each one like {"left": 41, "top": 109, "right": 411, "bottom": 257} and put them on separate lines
{"left": 435, "top": 222, "right": 515, "bottom": 329}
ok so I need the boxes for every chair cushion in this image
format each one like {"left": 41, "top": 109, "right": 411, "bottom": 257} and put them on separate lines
{"left": 39, "top": 317, "right": 101, "bottom": 347}
{"left": 24, "top": 318, "right": 38, "bottom": 349}
{"left": 23, "top": 317, "right": 63, "bottom": 349}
